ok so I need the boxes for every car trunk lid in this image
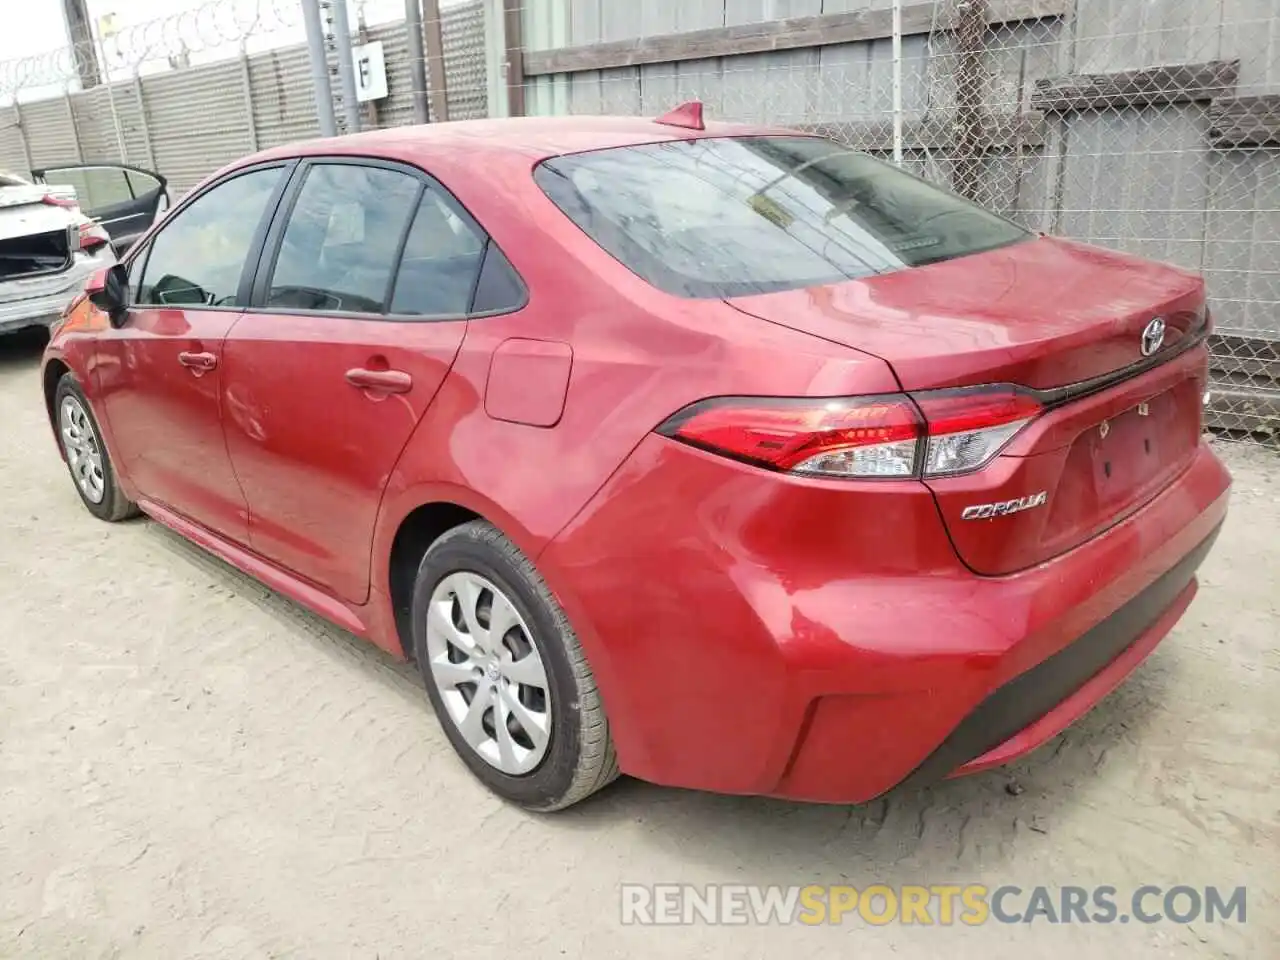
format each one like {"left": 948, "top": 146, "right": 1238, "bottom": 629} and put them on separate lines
{"left": 726, "top": 235, "right": 1205, "bottom": 391}
{"left": 726, "top": 235, "right": 1209, "bottom": 574}
{"left": 0, "top": 193, "right": 76, "bottom": 284}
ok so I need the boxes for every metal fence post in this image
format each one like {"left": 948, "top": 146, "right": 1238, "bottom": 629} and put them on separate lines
{"left": 405, "top": 0, "right": 430, "bottom": 123}
{"left": 483, "top": 0, "right": 509, "bottom": 118}
{"left": 951, "top": 0, "right": 990, "bottom": 203}
{"left": 891, "top": 0, "right": 904, "bottom": 165}
{"left": 424, "top": 0, "right": 450, "bottom": 122}
{"left": 14, "top": 102, "right": 34, "bottom": 174}
{"left": 327, "top": 0, "right": 362, "bottom": 134}
{"left": 301, "top": 0, "right": 338, "bottom": 137}
{"left": 239, "top": 45, "right": 259, "bottom": 151}
{"left": 95, "top": 31, "right": 129, "bottom": 163}
{"left": 502, "top": 0, "right": 525, "bottom": 117}
{"left": 134, "top": 71, "right": 155, "bottom": 168}
{"left": 64, "top": 91, "right": 83, "bottom": 162}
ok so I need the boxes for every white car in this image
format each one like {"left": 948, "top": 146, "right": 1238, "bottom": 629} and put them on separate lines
{"left": 0, "top": 164, "right": 168, "bottom": 336}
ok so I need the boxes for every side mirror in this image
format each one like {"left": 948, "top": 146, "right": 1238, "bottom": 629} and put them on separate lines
{"left": 86, "top": 263, "right": 129, "bottom": 327}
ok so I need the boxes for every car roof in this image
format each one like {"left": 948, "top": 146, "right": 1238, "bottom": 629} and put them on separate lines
{"left": 238, "top": 114, "right": 794, "bottom": 175}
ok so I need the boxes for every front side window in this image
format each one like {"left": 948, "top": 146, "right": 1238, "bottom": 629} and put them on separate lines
{"left": 535, "top": 136, "right": 1030, "bottom": 298}
{"left": 266, "top": 163, "right": 422, "bottom": 314}
{"left": 137, "top": 167, "right": 282, "bottom": 307}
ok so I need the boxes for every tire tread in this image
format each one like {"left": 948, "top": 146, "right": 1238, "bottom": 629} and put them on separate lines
{"left": 424, "top": 520, "right": 619, "bottom": 811}
{"left": 55, "top": 374, "right": 140, "bottom": 523}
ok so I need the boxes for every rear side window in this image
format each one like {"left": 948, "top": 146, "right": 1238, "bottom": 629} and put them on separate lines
{"left": 470, "top": 243, "right": 526, "bottom": 314}
{"left": 125, "top": 169, "right": 164, "bottom": 199}
{"left": 389, "top": 188, "right": 486, "bottom": 316}
{"left": 535, "top": 137, "right": 1030, "bottom": 298}
{"left": 39, "top": 166, "right": 136, "bottom": 210}
{"left": 137, "top": 166, "right": 282, "bottom": 307}
{"left": 267, "top": 163, "right": 422, "bottom": 314}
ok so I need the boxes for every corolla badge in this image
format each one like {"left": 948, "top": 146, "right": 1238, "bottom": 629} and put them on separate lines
{"left": 960, "top": 491, "right": 1048, "bottom": 520}
{"left": 1141, "top": 316, "right": 1166, "bottom": 357}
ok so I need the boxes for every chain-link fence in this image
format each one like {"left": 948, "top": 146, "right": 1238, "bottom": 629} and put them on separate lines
{"left": 2, "top": 0, "right": 1277, "bottom": 445}
{"left": 515, "top": 0, "right": 1280, "bottom": 446}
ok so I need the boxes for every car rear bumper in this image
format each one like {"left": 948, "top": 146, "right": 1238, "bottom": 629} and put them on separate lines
{"left": 0, "top": 250, "right": 110, "bottom": 334}
{"left": 904, "top": 526, "right": 1216, "bottom": 784}
{"left": 541, "top": 435, "right": 1231, "bottom": 803}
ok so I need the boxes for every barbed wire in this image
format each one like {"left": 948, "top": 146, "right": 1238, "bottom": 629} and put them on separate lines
{"left": 0, "top": 0, "right": 301, "bottom": 95}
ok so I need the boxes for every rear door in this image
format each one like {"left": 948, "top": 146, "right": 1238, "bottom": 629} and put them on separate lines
{"left": 220, "top": 159, "right": 492, "bottom": 604}
{"left": 34, "top": 164, "right": 170, "bottom": 253}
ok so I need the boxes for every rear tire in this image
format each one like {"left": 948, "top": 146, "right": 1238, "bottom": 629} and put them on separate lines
{"left": 412, "top": 520, "right": 619, "bottom": 811}
{"left": 54, "top": 374, "right": 139, "bottom": 522}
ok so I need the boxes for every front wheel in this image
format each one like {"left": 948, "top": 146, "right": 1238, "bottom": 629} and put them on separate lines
{"left": 54, "top": 374, "right": 138, "bottom": 522}
{"left": 412, "top": 520, "right": 618, "bottom": 811}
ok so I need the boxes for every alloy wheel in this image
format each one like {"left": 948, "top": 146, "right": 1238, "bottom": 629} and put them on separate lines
{"left": 59, "top": 396, "right": 106, "bottom": 504}
{"left": 424, "top": 571, "right": 552, "bottom": 775}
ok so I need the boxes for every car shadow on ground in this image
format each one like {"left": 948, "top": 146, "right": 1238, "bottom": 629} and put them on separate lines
{"left": 0, "top": 328, "right": 49, "bottom": 373}
{"left": 550, "top": 662, "right": 1171, "bottom": 886}
{"left": 141, "top": 512, "right": 1172, "bottom": 887}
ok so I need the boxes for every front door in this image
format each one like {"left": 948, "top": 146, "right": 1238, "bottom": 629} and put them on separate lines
{"left": 220, "top": 160, "right": 486, "bottom": 603}
{"left": 97, "top": 164, "right": 290, "bottom": 543}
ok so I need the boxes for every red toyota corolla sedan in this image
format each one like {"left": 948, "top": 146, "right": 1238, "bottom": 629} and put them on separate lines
{"left": 41, "top": 107, "right": 1230, "bottom": 811}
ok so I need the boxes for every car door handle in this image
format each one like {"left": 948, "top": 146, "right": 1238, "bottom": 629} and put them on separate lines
{"left": 178, "top": 351, "right": 218, "bottom": 372}
{"left": 345, "top": 368, "right": 413, "bottom": 394}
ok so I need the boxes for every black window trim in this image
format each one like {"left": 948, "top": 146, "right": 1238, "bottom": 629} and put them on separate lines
{"left": 123, "top": 159, "right": 298, "bottom": 315}
{"left": 244, "top": 154, "right": 528, "bottom": 324}
{"left": 381, "top": 180, "right": 429, "bottom": 311}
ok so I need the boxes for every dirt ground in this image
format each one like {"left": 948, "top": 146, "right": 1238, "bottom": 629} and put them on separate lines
{"left": 0, "top": 327, "right": 1276, "bottom": 960}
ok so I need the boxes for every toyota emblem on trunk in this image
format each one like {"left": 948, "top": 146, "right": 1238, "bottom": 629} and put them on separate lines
{"left": 1141, "top": 316, "right": 1166, "bottom": 356}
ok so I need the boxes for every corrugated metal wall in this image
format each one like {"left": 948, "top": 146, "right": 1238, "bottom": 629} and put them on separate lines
{"left": 371, "top": 24, "right": 420, "bottom": 128}
{"left": 530, "top": 0, "right": 1278, "bottom": 340}
{"left": 17, "top": 97, "right": 82, "bottom": 171}
{"left": 145, "top": 61, "right": 258, "bottom": 194}
{"left": 249, "top": 46, "right": 324, "bottom": 151}
{"left": 1, "top": 0, "right": 489, "bottom": 196}
{"left": 441, "top": 0, "right": 489, "bottom": 120}
{"left": 0, "top": 105, "right": 32, "bottom": 174}
{"left": 71, "top": 84, "right": 152, "bottom": 169}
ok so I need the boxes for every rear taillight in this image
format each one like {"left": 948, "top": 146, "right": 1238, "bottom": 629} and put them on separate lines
{"left": 41, "top": 194, "right": 78, "bottom": 209}
{"left": 76, "top": 221, "right": 111, "bottom": 251}
{"left": 657, "top": 394, "right": 923, "bottom": 477}
{"left": 914, "top": 386, "right": 1042, "bottom": 477}
{"left": 656, "top": 386, "right": 1042, "bottom": 480}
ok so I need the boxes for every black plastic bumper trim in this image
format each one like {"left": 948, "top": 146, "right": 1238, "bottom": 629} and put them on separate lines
{"left": 905, "top": 522, "right": 1223, "bottom": 785}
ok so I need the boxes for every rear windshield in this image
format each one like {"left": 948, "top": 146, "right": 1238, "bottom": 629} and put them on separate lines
{"left": 535, "top": 136, "right": 1030, "bottom": 298}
